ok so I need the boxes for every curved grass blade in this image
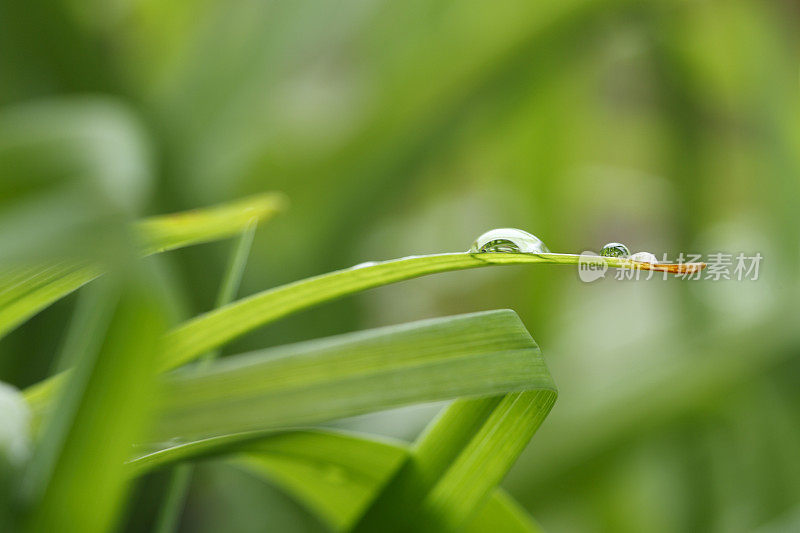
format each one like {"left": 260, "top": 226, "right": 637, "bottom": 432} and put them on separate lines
{"left": 134, "top": 193, "right": 285, "bottom": 255}
{"left": 146, "top": 310, "right": 555, "bottom": 531}
{"left": 0, "top": 193, "right": 284, "bottom": 340}
{"left": 26, "top": 251, "right": 700, "bottom": 409}
{"left": 0, "top": 263, "right": 102, "bottom": 342}
{"left": 152, "top": 309, "right": 555, "bottom": 441}
{"left": 126, "top": 429, "right": 541, "bottom": 532}
{"left": 227, "top": 431, "right": 407, "bottom": 531}
{"left": 161, "top": 252, "right": 705, "bottom": 371}
{"left": 129, "top": 429, "right": 406, "bottom": 531}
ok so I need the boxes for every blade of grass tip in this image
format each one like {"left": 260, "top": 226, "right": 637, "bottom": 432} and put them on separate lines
{"left": 135, "top": 193, "right": 284, "bottom": 256}
{"left": 0, "top": 193, "right": 284, "bottom": 341}
{"left": 150, "top": 310, "right": 553, "bottom": 441}
{"left": 153, "top": 221, "right": 257, "bottom": 533}
{"left": 350, "top": 395, "right": 557, "bottom": 532}
{"left": 351, "top": 333, "right": 557, "bottom": 531}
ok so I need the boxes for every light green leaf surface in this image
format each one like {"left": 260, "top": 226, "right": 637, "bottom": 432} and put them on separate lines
{"left": 0, "top": 193, "right": 284, "bottom": 340}
{"left": 146, "top": 310, "right": 555, "bottom": 531}
{"left": 152, "top": 309, "right": 554, "bottom": 441}
{"left": 134, "top": 193, "right": 285, "bottom": 255}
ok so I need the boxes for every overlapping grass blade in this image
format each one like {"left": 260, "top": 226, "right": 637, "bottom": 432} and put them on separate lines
{"left": 154, "top": 221, "right": 258, "bottom": 533}
{"left": 27, "top": 250, "right": 696, "bottom": 409}
{"left": 0, "top": 193, "right": 284, "bottom": 340}
{"left": 127, "top": 429, "right": 541, "bottom": 532}
{"left": 144, "top": 310, "right": 555, "bottom": 531}
{"left": 351, "top": 381, "right": 556, "bottom": 530}
{"left": 152, "top": 309, "right": 553, "bottom": 441}
{"left": 18, "top": 250, "right": 560, "bottom": 531}
{"left": 160, "top": 251, "right": 658, "bottom": 371}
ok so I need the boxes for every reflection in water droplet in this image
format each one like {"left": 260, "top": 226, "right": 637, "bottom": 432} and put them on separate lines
{"left": 352, "top": 261, "right": 379, "bottom": 269}
{"left": 469, "top": 228, "right": 549, "bottom": 254}
{"left": 630, "top": 251, "right": 658, "bottom": 264}
{"left": 600, "top": 242, "right": 630, "bottom": 258}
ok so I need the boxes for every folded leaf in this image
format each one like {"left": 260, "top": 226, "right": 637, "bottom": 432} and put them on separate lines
{"left": 152, "top": 310, "right": 554, "bottom": 441}
{"left": 127, "top": 429, "right": 541, "bottom": 533}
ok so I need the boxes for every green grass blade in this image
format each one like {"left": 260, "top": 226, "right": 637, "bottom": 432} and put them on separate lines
{"left": 20, "top": 284, "right": 117, "bottom": 504}
{"left": 154, "top": 221, "right": 258, "bottom": 533}
{"left": 129, "top": 429, "right": 408, "bottom": 531}
{"left": 26, "top": 250, "right": 690, "bottom": 408}
{"left": 127, "top": 429, "right": 541, "bottom": 533}
{"left": 0, "top": 193, "right": 284, "bottom": 340}
{"left": 0, "top": 264, "right": 103, "bottom": 342}
{"left": 160, "top": 251, "right": 642, "bottom": 371}
{"left": 23, "top": 272, "right": 169, "bottom": 533}
{"left": 228, "top": 431, "right": 408, "bottom": 531}
{"left": 351, "top": 387, "right": 556, "bottom": 531}
{"left": 465, "top": 490, "right": 544, "bottom": 533}
{"left": 152, "top": 309, "right": 554, "bottom": 441}
{"left": 134, "top": 193, "right": 284, "bottom": 256}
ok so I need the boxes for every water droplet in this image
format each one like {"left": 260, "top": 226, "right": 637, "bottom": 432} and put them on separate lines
{"left": 352, "top": 261, "right": 379, "bottom": 269}
{"left": 469, "top": 228, "right": 549, "bottom": 254}
{"left": 600, "top": 242, "right": 630, "bottom": 258}
{"left": 630, "top": 251, "right": 658, "bottom": 264}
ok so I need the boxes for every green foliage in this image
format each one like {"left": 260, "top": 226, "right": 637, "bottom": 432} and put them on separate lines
{"left": 153, "top": 310, "right": 554, "bottom": 441}
{"left": 3, "top": 196, "right": 565, "bottom": 532}
{"left": 3, "top": 0, "right": 798, "bottom": 530}
{"left": 0, "top": 194, "right": 284, "bottom": 341}
{"left": 23, "top": 272, "right": 169, "bottom": 533}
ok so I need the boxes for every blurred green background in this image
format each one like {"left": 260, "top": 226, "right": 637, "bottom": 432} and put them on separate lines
{"left": 1, "top": 0, "right": 799, "bottom": 531}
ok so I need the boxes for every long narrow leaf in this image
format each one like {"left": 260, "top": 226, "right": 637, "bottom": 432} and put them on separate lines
{"left": 152, "top": 310, "right": 554, "bottom": 441}
{"left": 154, "top": 220, "right": 259, "bottom": 533}
{"left": 26, "top": 251, "right": 700, "bottom": 409}
{"left": 0, "top": 193, "right": 284, "bottom": 340}
{"left": 161, "top": 251, "right": 701, "bottom": 371}
{"left": 134, "top": 193, "right": 284, "bottom": 255}
{"left": 23, "top": 273, "right": 169, "bottom": 533}
{"left": 127, "top": 429, "right": 541, "bottom": 532}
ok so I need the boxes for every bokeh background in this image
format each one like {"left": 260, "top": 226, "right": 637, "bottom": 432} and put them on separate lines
{"left": 1, "top": 0, "right": 799, "bottom": 531}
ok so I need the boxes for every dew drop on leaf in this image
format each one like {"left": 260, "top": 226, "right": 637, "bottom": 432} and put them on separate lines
{"left": 352, "top": 261, "right": 379, "bottom": 269}
{"left": 630, "top": 251, "right": 658, "bottom": 263}
{"left": 469, "top": 228, "right": 550, "bottom": 254}
{"left": 600, "top": 242, "right": 630, "bottom": 258}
